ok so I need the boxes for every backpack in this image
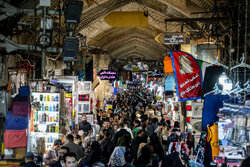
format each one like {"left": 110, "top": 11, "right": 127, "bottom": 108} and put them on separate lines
{"left": 111, "top": 147, "right": 126, "bottom": 167}
{"left": 112, "top": 154, "right": 126, "bottom": 167}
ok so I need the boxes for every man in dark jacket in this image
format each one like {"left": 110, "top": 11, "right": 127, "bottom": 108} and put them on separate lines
{"left": 101, "top": 121, "right": 115, "bottom": 139}
{"left": 112, "top": 123, "right": 131, "bottom": 146}
{"left": 50, "top": 146, "right": 69, "bottom": 167}
{"left": 147, "top": 117, "right": 158, "bottom": 136}
{"left": 63, "top": 134, "right": 83, "bottom": 161}
{"left": 131, "top": 129, "right": 144, "bottom": 160}
{"left": 79, "top": 115, "right": 92, "bottom": 135}
{"left": 21, "top": 152, "right": 39, "bottom": 167}
{"left": 100, "top": 129, "right": 115, "bottom": 164}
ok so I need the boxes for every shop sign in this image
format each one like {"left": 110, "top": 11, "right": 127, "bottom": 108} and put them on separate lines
{"left": 165, "top": 33, "right": 185, "bottom": 45}
{"left": 65, "top": 93, "right": 72, "bottom": 98}
{"left": 155, "top": 33, "right": 190, "bottom": 45}
{"left": 170, "top": 50, "right": 203, "bottom": 101}
{"left": 98, "top": 70, "right": 117, "bottom": 80}
{"left": 148, "top": 70, "right": 163, "bottom": 78}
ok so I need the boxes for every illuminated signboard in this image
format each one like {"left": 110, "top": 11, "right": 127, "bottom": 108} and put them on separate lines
{"left": 98, "top": 70, "right": 117, "bottom": 80}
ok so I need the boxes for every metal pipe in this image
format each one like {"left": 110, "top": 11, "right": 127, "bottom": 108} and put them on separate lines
{"left": 0, "top": 0, "right": 63, "bottom": 22}
{"left": 41, "top": 6, "right": 47, "bottom": 78}
{"left": 236, "top": 2, "right": 240, "bottom": 83}
{"left": 0, "top": 42, "right": 62, "bottom": 53}
{"left": 244, "top": 0, "right": 248, "bottom": 101}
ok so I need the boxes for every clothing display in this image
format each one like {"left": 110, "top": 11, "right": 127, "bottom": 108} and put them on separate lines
{"left": 202, "top": 66, "right": 225, "bottom": 98}
{"left": 207, "top": 123, "right": 219, "bottom": 162}
{"left": 202, "top": 94, "right": 230, "bottom": 130}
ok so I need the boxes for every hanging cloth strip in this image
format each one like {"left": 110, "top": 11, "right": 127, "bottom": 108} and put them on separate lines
{"left": 207, "top": 123, "right": 219, "bottom": 162}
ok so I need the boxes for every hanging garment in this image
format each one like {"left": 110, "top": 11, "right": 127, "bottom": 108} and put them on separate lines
{"left": 202, "top": 94, "right": 230, "bottom": 130}
{"left": 231, "top": 68, "right": 250, "bottom": 88}
{"left": 207, "top": 124, "right": 219, "bottom": 162}
{"left": 202, "top": 66, "right": 225, "bottom": 98}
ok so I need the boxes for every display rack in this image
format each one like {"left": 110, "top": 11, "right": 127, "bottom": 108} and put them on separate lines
{"left": 30, "top": 92, "right": 61, "bottom": 152}
{"left": 77, "top": 81, "right": 93, "bottom": 124}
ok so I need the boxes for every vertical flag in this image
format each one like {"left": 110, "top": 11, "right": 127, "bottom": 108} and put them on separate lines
{"left": 170, "top": 50, "right": 203, "bottom": 101}
{"left": 116, "top": 80, "right": 121, "bottom": 89}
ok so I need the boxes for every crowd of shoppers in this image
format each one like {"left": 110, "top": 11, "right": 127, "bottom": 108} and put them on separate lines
{"left": 20, "top": 87, "right": 250, "bottom": 167}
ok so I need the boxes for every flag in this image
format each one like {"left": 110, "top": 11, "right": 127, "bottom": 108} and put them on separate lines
{"left": 119, "top": 80, "right": 122, "bottom": 88}
{"left": 116, "top": 80, "right": 121, "bottom": 89}
{"left": 170, "top": 50, "right": 203, "bottom": 101}
{"left": 148, "top": 80, "right": 152, "bottom": 85}
{"left": 197, "top": 60, "right": 210, "bottom": 80}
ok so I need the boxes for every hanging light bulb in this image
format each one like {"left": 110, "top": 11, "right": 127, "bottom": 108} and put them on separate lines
{"left": 219, "top": 72, "right": 228, "bottom": 85}
{"left": 223, "top": 79, "right": 233, "bottom": 91}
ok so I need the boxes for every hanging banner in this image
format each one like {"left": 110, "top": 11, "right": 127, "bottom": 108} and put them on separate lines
{"left": 170, "top": 50, "right": 203, "bottom": 101}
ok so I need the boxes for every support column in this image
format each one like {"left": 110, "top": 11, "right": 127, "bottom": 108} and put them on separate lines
{"left": 93, "top": 54, "right": 111, "bottom": 109}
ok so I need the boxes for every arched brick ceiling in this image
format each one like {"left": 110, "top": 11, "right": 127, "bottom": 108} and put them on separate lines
{"left": 77, "top": 0, "right": 214, "bottom": 60}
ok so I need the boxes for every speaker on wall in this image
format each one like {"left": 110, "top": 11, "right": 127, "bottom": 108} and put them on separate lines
{"left": 62, "top": 37, "right": 79, "bottom": 62}
{"left": 65, "top": 1, "right": 83, "bottom": 24}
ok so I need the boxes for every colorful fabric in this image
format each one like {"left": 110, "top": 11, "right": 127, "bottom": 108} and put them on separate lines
{"left": 163, "top": 56, "right": 174, "bottom": 73}
{"left": 207, "top": 123, "right": 219, "bottom": 162}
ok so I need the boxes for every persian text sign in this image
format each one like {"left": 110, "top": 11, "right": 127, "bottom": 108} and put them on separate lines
{"left": 170, "top": 50, "right": 203, "bottom": 101}
{"left": 98, "top": 70, "right": 117, "bottom": 80}
{"left": 165, "top": 33, "right": 185, "bottom": 45}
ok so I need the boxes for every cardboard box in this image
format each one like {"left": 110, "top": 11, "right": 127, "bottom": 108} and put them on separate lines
{"left": 13, "top": 147, "right": 27, "bottom": 159}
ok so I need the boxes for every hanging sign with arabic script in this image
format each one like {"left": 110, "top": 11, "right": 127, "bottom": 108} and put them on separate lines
{"left": 98, "top": 70, "right": 117, "bottom": 80}
{"left": 170, "top": 50, "right": 203, "bottom": 101}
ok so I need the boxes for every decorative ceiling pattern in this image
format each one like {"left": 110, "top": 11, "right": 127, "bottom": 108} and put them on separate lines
{"left": 77, "top": 0, "right": 214, "bottom": 60}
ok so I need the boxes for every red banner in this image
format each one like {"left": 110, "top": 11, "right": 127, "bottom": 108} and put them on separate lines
{"left": 170, "top": 50, "right": 202, "bottom": 101}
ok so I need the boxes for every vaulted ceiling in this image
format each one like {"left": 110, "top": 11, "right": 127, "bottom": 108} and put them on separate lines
{"left": 75, "top": 0, "right": 215, "bottom": 60}
{"left": 3, "top": 0, "right": 225, "bottom": 61}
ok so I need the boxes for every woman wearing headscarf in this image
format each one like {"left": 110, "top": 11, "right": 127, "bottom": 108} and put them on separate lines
{"left": 108, "top": 136, "right": 129, "bottom": 167}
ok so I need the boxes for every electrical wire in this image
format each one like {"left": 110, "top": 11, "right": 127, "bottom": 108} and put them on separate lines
{"left": 17, "top": 54, "right": 34, "bottom": 67}
{"left": 46, "top": 53, "right": 61, "bottom": 61}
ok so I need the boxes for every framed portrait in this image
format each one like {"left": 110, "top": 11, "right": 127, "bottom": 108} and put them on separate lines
{"left": 84, "top": 82, "right": 91, "bottom": 92}
{"left": 78, "top": 82, "right": 85, "bottom": 92}
{"left": 83, "top": 103, "right": 90, "bottom": 113}
{"left": 78, "top": 104, "right": 83, "bottom": 113}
